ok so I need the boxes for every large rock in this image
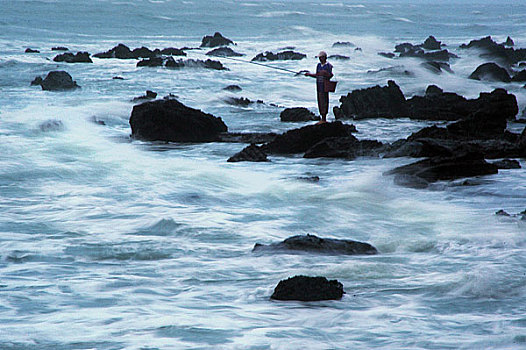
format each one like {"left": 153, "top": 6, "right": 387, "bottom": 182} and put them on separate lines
{"left": 511, "top": 70, "right": 526, "bottom": 82}
{"left": 53, "top": 51, "right": 93, "bottom": 63}
{"left": 384, "top": 152, "right": 499, "bottom": 186}
{"left": 262, "top": 121, "right": 356, "bottom": 154}
{"left": 206, "top": 47, "right": 243, "bottom": 57}
{"left": 94, "top": 44, "right": 135, "bottom": 59}
{"left": 460, "top": 36, "right": 526, "bottom": 65}
{"left": 129, "top": 98, "right": 227, "bottom": 142}
{"left": 422, "top": 35, "right": 442, "bottom": 50}
{"left": 252, "top": 51, "right": 306, "bottom": 61}
{"left": 280, "top": 107, "right": 319, "bottom": 122}
{"left": 253, "top": 234, "right": 377, "bottom": 255}
{"left": 303, "top": 137, "right": 386, "bottom": 159}
{"left": 40, "top": 71, "right": 80, "bottom": 91}
{"left": 271, "top": 276, "right": 344, "bottom": 301}
{"left": 200, "top": 32, "right": 234, "bottom": 48}
{"left": 165, "top": 58, "right": 226, "bottom": 70}
{"left": 160, "top": 47, "right": 186, "bottom": 56}
{"left": 227, "top": 144, "right": 269, "bottom": 162}
{"left": 334, "top": 80, "right": 408, "bottom": 119}
{"left": 469, "top": 63, "right": 511, "bottom": 82}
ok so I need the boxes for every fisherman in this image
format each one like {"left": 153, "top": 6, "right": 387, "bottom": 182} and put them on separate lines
{"left": 305, "top": 51, "right": 333, "bottom": 124}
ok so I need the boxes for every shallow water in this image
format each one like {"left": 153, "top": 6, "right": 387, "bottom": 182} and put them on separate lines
{"left": 1, "top": 0, "right": 526, "bottom": 349}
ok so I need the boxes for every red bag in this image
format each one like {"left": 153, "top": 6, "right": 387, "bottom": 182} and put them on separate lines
{"left": 324, "top": 80, "right": 337, "bottom": 93}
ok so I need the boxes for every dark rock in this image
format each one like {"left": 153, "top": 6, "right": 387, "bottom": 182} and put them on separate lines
{"left": 304, "top": 137, "right": 385, "bottom": 159}
{"left": 469, "top": 62, "right": 511, "bottom": 82}
{"left": 164, "top": 58, "right": 226, "bottom": 70}
{"left": 393, "top": 174, "right": 430, "bottom": 189}
{"left": 39, "top": 119, "right": 64, "bottom": 132}
{"left": 421, "top": 61, "right": 453, "bottom": 74}
{"left": 113, "top": 76, "right": 124, "bottom": 80}
{"left": 132, "top": 90, "right": 157, "bottom": 102}
{"left": 355, "top": 47, "right": 362, "bottom": 52}
{"left": 378, "top": 52, "right": 395, "bottom": 58}
{"left": 328, "top": 55, "right": 350, "bottom": 60}
{"left": 53, "top": 51, "right": 93, "bottom": 63}
{"left": 332, "top": 41, "right": 355, "bottom": 47}
{"left": 160, "top": 47, "right": 186, "bottom": 56}
{"left": 496, "top": 209, "right": 511, "bottom": 216}
{"left": 217, "top": 132, "right": 277, "bottom": 144}
{"left": 422, "top": 36, "right": 442, "bottom": 50}
{"left": 511, "top": 70, "right": 526, "bottom": 82}
{"left": 335, "top": 80, "right": 408, "bottom": 119}
{"left": 200, "top": 32, "right": 234, "bottom": 48}
{"left": 40, "top": 71, "right": 80, "bottom": 91}
{"left": 298, "top": 176, "right": 320, "bottom": 182}
{"left": 280, "top": 107, "right": 319, "bottom": 122}
{"left": 223, "top": 85, "right": 242, "bottom": 92}
{"left": 31, "top": 76, "right": 43, "bottom": 86}
{"left": 490, "top": 159, "right": 521, "bottom": 169}
{"left": 254, "top": 234, "right": 377, "bottom": 255}
{"left": 252, "top": 51, "right": 306, "bottom": 61}
{"left": 129, "top": 99, "right": 227, "bottom": 142}
{"left": 131, "top": 46, "right": 156, "bottom": 58}
{"left": 25, "top": 48, "right": 39, "bottom": 53}
{"left": 94, "top": 44, "right": 135, "bottom": 59}
{"left": 225, "top": 97, "right": 252, "bottom": 106}
{"left": 51, "top": 46, "right": 69, "bottom": 51}
{"left": 206, "top": 47, "right": 243, "bottom": 57}
{"left": 262, "top": 121, "right": 356, "bottom": 154}
{"left": 384, "top": 152, "right": 498, "bottom": 184}
{"left": 271, "top": 275, "right": 344, "bottom": 301}
{"left": 460, "top": 36, "right": 526, "bottom": 65}
{"left": 89, "top": 116, "right": 106, "bottom": 126}
{"left": 227, "top": 144, "right": 269, "bottom": 162}
{"left": 504, "top": 36, "right": 514, "bottom": 47}
{"left": 137, "top": 57, "right": 164, "bottom": 67}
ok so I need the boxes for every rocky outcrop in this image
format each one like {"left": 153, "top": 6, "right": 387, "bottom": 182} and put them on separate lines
{"left": 137, "top": 57, "right": 226, "bottom": 70}
{"left": 224, "top": 97, "right": 253, "bottom": 106}
{"left": 332, "top": 41, "right": 355, "bottom": 47}
{"left": 334, "top": 80, "right": 408, "bottom": 119}
{"left": 252, "top": 51, "right": 306, "bottom": 61}
{"left": 512, "top": 70, "right": 526, "bottom": 82}
{"left": 223, "top": 85, "right": 242, "bottom": 91}
{"left": 469, "top": 62, "right": 511, "bottom": 82}
{"left": 303, "top": 137, "right": 386, "bottom": 159}
{"left": 129, "top": 98, "right": 227, "bottom": 142}
{"left": 206, "top": 47, "right": 243, "bottom": 57}
{"left": 37, "top": 71, "right": 80, "bottom": 91}
{"left": 422, "top": 35, "right": 442, "bottom": 50}
{"left": 271, "top": 276, "right": 344, "bottom": 301}
{"left": 460, "top": 36, "right": 526, "bottom": 65}
{"left": 280, "top": 107, "right": 319, "bottom": 122}
{"left": 253, "top": 234, "right": 377, "bottom": 255}
{"left": 227, "top": 144, "right": 269, "bottom": 162}
{"left": 137, "top": 57, "right": 164, "bottom": 67}
{"left": 31, "top": 76, "right": 43, "bottom": 86}
{"left": 51, "top": 46, "right": 68, "bottom": 51}
{"left": 25, "top": 48, "right": 39, "bottom": 53}
{"left": 160, "top": 47, "right": 186, "bottom": 56}
{"left": 94, "top": 44, "right": 135, "bottom": 59}
{"left": 491, "top": 159, "right": 521, "bottom": 169}
{"left": 328, "top": 55, "right": 350, "bottom": 60}
{"left": 200, "top": 32, "right": 234, "bottom": 48}
{"left": 421, "top": 61, "right": 453, "bottom": 74}
{"left": 391, "top": 36, "right": 455, "bottom": 62}
{"left": 53, "top": 52, "right": 93, "bottom": 63}
{"left": 132, "top": 90, "right": 157, "bottom": 102}
{"left": 94, "top": 44, "right": 185, "bottom": 59}
{"left": 262, "top": 121, "right": 356, "bottom": 154}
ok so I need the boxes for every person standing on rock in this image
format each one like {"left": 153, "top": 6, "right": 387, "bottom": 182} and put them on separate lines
{"left": 305, "top": 51, "right": 333, "bottom": 124}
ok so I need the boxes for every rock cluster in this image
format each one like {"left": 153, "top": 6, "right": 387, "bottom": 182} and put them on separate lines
{"left": 200, "top": 32, "right": 234, "bottom": 48}
{"left": 94, "top": 44, "right": 186, "bottom": 59}
{"left": 53, "top": 51, "right": 93, "bottom": 63}
{"left": 252, "top": 50, "right": 306, "bottom": 61}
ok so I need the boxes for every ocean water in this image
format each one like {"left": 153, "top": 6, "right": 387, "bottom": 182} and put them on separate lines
{"left": 1, "top": 0, "right": 526, "bottom": 349}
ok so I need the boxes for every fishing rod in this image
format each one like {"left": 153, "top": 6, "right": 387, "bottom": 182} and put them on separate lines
{"left": 216, "top": 55, "right": 307, "bottom": 75}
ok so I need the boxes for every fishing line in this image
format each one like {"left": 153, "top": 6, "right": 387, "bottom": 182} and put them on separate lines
{"left": 216, "top": 55, "right": 306, "bottom": 75}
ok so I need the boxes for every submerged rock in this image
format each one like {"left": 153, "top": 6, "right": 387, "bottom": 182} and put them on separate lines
{"left": 40, "top": 71, "right": 80, "bottom": 91}
{"left": 224, "top": 97, "right": 253, "bottom": 106}
{"left": 223, "top": 85, "right": 242, "bottom": 92}
{"left": 227, "top": 144, "right": 269, "bottom": 162}
{"left": 253, "top": 234, "right": 378, "bottom": 255}
{"left": 328, "top": 54, "right": 350, "bottom": 60}
{"left": 94, "top": 44, "right": 135, "bottom": 59}
{"left": 51, "top": 46, "right": 69, "bottom": 51}
{"left": 53, "top": 51, "right": 93, "bottom": 63}
{"left": 303, "top": 137, "right": 386, "bottom": 159}
{"left": 280, "top": 107, "right": 319, "bottom": 122}
{"left": 132, "top": 90, "right": 157, "bottom": 102}
{"left": 25, "top": 48, "right": 40, "bottom": 53}
{"left": 469, "top": 62, "right": 511, "bottom": 82}
{"left": 490, "top": 159, "right": 521, "bottom": 169}
{"left": 511, "top": 70, "right": 526, "bottom": 82}
{"left": 30, "top": 76, "right": 43, "bottom": 86}
{"left": 271, "top": 276, "right": 344, "bottom": 301}
{"left": 200, "top": 32, "right": 234, "bottom": 48}
{"left": 39, "top": 119, "right": 64, "bottom": 132}
{"left": 252, "top": 50, "right": 306, "bottom": 61}
{"left": 332, "top": 41, "right": 355, "bottom": 47}
{"left": 206, "top": 47, "right": 243, "bottom": 57}
{"left": 129, "top": 98, "right": 227, "bottom": 142}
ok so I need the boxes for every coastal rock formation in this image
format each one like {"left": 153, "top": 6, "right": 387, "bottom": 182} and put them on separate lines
{"left": 511, "top": 70, "right": 526, "bottom": 82}
{"left": 279, "top": 107, "right": 319, "bottom": 122}
{"left": 137, "top": 57, "right": 164, "bottom": 67}
{"left": 129, "top": 98, "right": 227, "bottom": 142}
{"left": 303, "top": 137, "right": 386, "bottom": 159}
{"left": 491, "top": 159, "right": 521, "bottom": 169}
{"left": 224, "top": 97, "right": 253, "bottom": 106}
{"left": 94, "top": 44, "right": 185, "bottom": 59}
{"left": 227, "top": 144, "right": 268, "bottom": 162}
{"left": 53, "top": 52, "right": 93, "bottom": 63}
{"left": 460, "top": 36, "right": 526, "bottom": 65}
{"left": 422, "top": 35, "right": 442, "bottom": 50}
{"left": 332, "top": 41, "right": 355, "bottom": 47}
{"left": 37, "top": 71, "right": 80, "bottom": 91}
{"left": 206, "top": 47, "right": 243, "bottom": 57}
{"left": 31, "top": 76, "right": 43, "bottom": 86}
{"left": 271, "top": 276, "right": 344, "bottom": 301}
{"left": 160, "top": 47, "right": 186, "bottom": 56}
{"left": 51, "top": 46, "right": 68, "bottom": 51}
{"left": 252, "top": 50, "right": 306, "bottom": 61}
{"left": 137, "top": 57, "right": 226, "bottom": 70}
{"left": 421, "top": 61, "right": 453, "bottom": 74}
{"left": 223, "top": 85, "right": 242, "bottom": 91}
{"left": 253, "top": 234, "right": 377, "bottom": 255}
{"left": 392, "top": 36, "right": 455, "bottom": 62}
{"left": 132, "top": 90, "right": 157, "bottom": 102}
{"left": 469, "top": 62, "right": 511, "bottom": 82}
{"left": 25, "top": 48, "right": 39, "bottom": 53}
{"left": 328, "top": 55, "right": 350, "bottom": 60}
{"left": 200, "top": 32, "right": 234, "bottom": 48}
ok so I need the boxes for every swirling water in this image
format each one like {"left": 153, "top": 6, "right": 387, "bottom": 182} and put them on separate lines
{"left": 1, "top": 0, "right": 526, "bottom": 349}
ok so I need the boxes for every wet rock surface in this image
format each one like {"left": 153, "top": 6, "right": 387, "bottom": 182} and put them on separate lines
{"left": 280, "top": 107, "right": 319, "bottom": 122}
{"left": 460, "top": 36, "right": 526, "bottom": 65}
{"left": 200, "top": 32, "right": 234, "bottom": 48}
{"left": 469, "top": 62, "right": 511, "bottom": 82}
{"left": 53, "top": 51, "right": 93, "bottom": 63}
{"left": 38, "top": 71, "right": 80, "bottom": 91}
{"left": 271, "top": 276, "right": 344, "bottom": 301}
{"left": 227, "top": 144, "right": 269, "bottom": 162}
{"left": 252, "top": 50, "right": 306, "bottom": 61}
{"left": 206, "top": 47, "right": 243, "bottom": 57}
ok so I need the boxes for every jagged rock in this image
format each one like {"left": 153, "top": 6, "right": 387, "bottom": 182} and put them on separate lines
{"left": 113, "top": 76, "right": 124, "bottom": 80}
{"left": 496, "top": 209, "right": 511, "bottom": 216}
{"left": 129, "top": 98, "right": 227, "bottom": 142}
{"left": 460, "top": 36, "right": 526, "bottom": 65}
{"left": 304, "top": 137, "right": 385, "bottom": 159}
{"left": 490, "top": 159, "right": 521, "bottom": 169}
{"left": 94, "top": 44, "right": 135, "bottom": 59}
{"left": 223, "top": 85, "right": 242, "bottom": 91}
{"left": 200, "top": 32, "right": 234, "bottom": 48}
{"left": 31, "top": 76, "right": 43, "bottom": 86}
{"left": 512, "top": 70, "right": 526, "bottom": 82}
{"left": 40, "top": 71, "right": 80, "bottom": 91}
{"left": 262, "top": 121, "right": 356, "bottom": 154}
{"left": 131, "top": 46, "right": 157, "bottom": 58}
{"left": 160, "top": 47, "right": 186, "bottom": 56}
{"left": 335, "top": 80, "right": 408, "bottom": 119}
{"left": 280, "top": 107, "right": 319, "bottom": 122}
{"left": 328, "top": 55, "right": 350, "bottom": 60}
{"left": 332, "top": 41, "right": 355, "bottom": 47}
{"left": 132, "top": 90, "right": 157, "bottom": 102}
{"left": 271, "top": 276, "right": 344, "bottom": 301}
{"left": 252, "top": 51, "right": 306, "bottom": 61}
{"left": 51, "top": 46, "right": 68, "bottom": 51}
{"left": 206, "top": 47, "right": 243, "bottom": 57}
{"left": 421, "top": 61, "right": 453, "bottom": 74}
{"left": 53, "top": 51, "right": 93, "bottom": 63}
{"left": 385, "top": 152, "right": 499, "bottom": 185}
{"left": 25, "top": 48, "right": 39, "bottom": 53}
{"left": 469, "top": 62, "right": 511, "bottom": 82}
{"left": 504, "top": 37, "right": 514, "bottom": 47}
{"left": 254, "top": 234, "right": 377, "bottom": 255}
{"left": 224, "top": 97, "right": 253, "bottom": 106}
{"left": 137, "top": 57, "right": 164, "bottom": 67}
{"left": 422, "top": 36, "right": 442, "bottom": 50}
{"left": 162, "top": 57, "right": 226, "bottom": 70}
{"left": 227, "top": 144, "right": 268, "bottom": 162}
{"left": 378, "top": 52, "right": 396, "bottom": 58}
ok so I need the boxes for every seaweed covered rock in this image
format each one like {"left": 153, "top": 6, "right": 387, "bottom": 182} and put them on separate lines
{"left": 271, "top": 276, "right": 344, "bottom": 301}
{"left": 53, "top": 51, "right": 93, "bottom": 63}
{"left": 40, "top": 71, "right": 80, "bottom": 91}
{"left": 252, "top": 51, "right": 306, "bottom": 61}
{"left": 227, "top": 144, "right": 269, "bottom": 162}
{"left": 469, "top": 63, "right": 511, "bottom": 82}
{"left": 253, "top": 234, "right": 377, "bottom": 255}
{"left": 129, "top": 98, "right": 227, "bottom": 142}
{"left": 200, "top": 32, "right": 234, "bottom": 48}
{"left": 280, "top": 107, "right": 319, "bottom": 122}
